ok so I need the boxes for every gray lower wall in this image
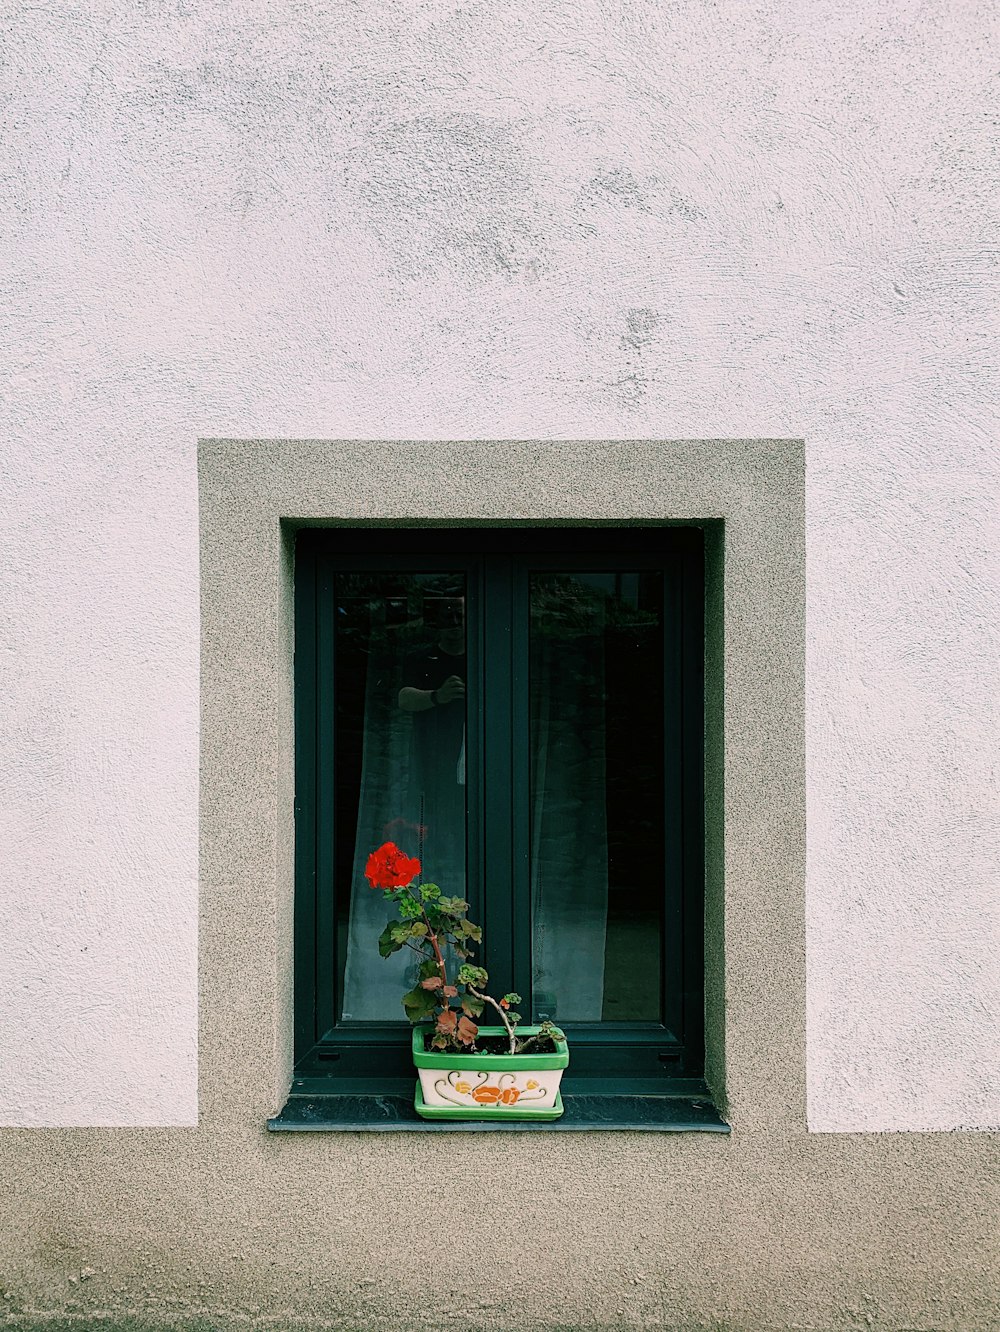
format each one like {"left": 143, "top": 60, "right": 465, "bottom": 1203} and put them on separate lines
{"left": 1, "top": 1129, "right": 997, "bottom": 1331}
{"left": 1, "top": 440, "right": 996, "bottom": 1332}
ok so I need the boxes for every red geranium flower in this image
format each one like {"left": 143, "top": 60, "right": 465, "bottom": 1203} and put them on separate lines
{"left": 365, "top": 842, "right": 421, "bottom": 890}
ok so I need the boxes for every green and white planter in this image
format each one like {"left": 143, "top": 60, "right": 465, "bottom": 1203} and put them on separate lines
{"left": 412, "top": 1025, "right": 570, "bottom": 1121}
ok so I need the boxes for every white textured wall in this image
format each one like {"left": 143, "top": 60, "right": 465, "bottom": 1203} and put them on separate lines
{"left": 1, "top": 0, "right": 997, "bottom": 1130}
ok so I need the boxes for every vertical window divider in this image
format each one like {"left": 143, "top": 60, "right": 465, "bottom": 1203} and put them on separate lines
{"left": 480, "top": 557, "right": 515, "bottom": 1000}
{"left": 315, "top": 553, "right": 336, "bottom": 1044}
{"left": 510, "top": 560, "right": 533, "bottom": 1010}
{"left": 465, "top": 556, "right": 485, "bottom": 950}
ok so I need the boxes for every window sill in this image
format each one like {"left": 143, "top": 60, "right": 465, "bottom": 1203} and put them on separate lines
{"left": 268, "top": 1088, "right": 730, "bottom": 1133}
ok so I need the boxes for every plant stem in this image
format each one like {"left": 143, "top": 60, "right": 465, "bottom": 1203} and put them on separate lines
{"left": 406, "top": 888, "right": 448, "bottom": 986}
{"left": 469, "top": 985, "right": 517, "bottom": 1055}
{"left": 426, "top": 923, "right": 447, "bottom": 983}
{"left": 514, "top": 1031, "right": 544, "bottom": 1054}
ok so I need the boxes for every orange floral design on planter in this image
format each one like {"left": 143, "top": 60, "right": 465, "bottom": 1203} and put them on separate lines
{"left": 471, "top": 1084, "right": 522, "bottom": 1106}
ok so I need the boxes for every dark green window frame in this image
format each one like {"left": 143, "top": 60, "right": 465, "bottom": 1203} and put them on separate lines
{"left": 292, "top": 526, "right": 706, "bottom": 1100}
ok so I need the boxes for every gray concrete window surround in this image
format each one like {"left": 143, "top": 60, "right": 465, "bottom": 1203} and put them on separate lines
{"left": 198, "top": 439, "right": 805, "bottom": 1132}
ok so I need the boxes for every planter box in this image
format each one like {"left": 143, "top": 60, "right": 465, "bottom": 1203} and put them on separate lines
{"left": 412, "top": 1025, "right": 570, "bottom": 1121}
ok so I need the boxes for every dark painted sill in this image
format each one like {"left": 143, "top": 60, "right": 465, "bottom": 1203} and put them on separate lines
{"left": 268, "top": 1092, "right": 729, "bottom": 1133}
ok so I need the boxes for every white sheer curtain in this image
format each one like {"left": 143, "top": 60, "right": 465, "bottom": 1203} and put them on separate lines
{"left": 341, "top": 584, "right": 468, "bottom": 1021}
{"left": 530, "top": 575, "right": 610, "bottom": 1021}
{"left": 340, "top": 622, "right": 421, "bottom": 1021}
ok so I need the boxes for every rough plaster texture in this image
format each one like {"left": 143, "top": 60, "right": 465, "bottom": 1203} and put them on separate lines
{"left": 0, "top": 438, "right": 995, "bottom": 1332}
{"left": 1, "top": 2, "right": 999, "bottom": 1324}
{"left": 0, "top": 1130, "right": 997, "bottom": 1332}
{"left": 2, "top": 0, "right": 998, "bottom": 1136}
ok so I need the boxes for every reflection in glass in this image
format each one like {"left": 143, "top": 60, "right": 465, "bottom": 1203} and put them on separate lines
{"left": 530, "top": 572, "right": 665, "bottom": 1023}
{"left": 335, "top": 573, "right": 467, "bottom": 1021}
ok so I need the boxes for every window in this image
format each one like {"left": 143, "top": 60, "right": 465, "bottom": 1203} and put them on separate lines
{"left": 292, "top": 527, "right": 706, "bottom": 1100}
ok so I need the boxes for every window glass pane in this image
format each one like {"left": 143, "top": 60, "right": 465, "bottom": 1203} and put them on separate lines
{"left": 333, "top": 572, "right": 467, "bottom": 1022}
{"left": 529, "top": 571, "right": 665, "bottom": 1023}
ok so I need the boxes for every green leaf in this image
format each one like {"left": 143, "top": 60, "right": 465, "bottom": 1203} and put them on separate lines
{"left": 378, "top": 923, "right": 405, "bottom": 958}
{"left": 418, "top": 958, "right": 441, "bottom": 982}
{"left": 457, "top": 964, "right": 488, "bottom": 988}
{"left": 402, "top": 986, "right": 439, "bottom": 1022}
{"left": 390, "top": 922, "right": 412, "bottom": 944}
{"left": 506, "top": 1012, "right": 522, "bottom": 1026}
{"left": 410, "top": 921, "right": 428, "bottom": 937}
{"left": 460, "top": 995, "right": 484, "bottom": 1019}
{"left": 502, "top": 993, "right": 522, "bottom": 1005}
{"left": 438, "top": 896, "right": 469, "bottom": 915}
{"left": 398, "top": 895, "right": 422, "bottom": 920}
{"left": 419, "top": 883, "right": 441, "bottom": 901}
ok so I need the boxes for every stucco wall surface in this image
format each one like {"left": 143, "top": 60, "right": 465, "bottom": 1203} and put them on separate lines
{"left": 1, "top": 0, "right": 998, "bottom": 1132}
{"left": 0, "top": 1128, "right": 997, "bottom": 1332}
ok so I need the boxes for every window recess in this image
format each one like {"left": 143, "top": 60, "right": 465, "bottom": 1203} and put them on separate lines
{"left": 291, "top": 527, "right": 708, "bottom": 1107}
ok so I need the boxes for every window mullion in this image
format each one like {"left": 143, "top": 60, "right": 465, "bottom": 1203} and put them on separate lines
{"left": 464, "top": 557, "right": 485, "bottom": 950}
{"left": 510, "top": 559, "right": 532, "bottom": 1009}
{"left": 480, "top": 557, "right": 517, "bottom": 1002}
{"left": 314, "top": 555, "right": 337, "bottom": 1042}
